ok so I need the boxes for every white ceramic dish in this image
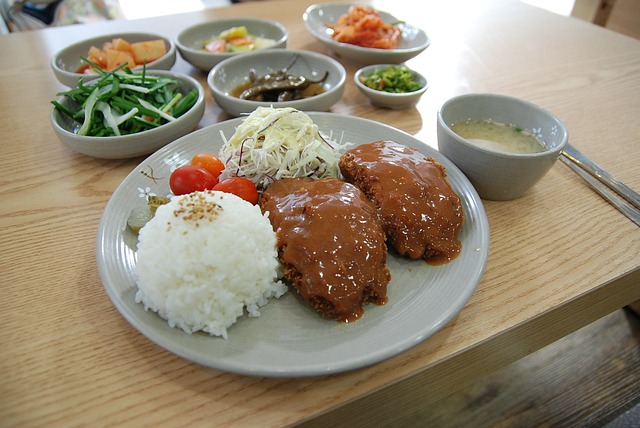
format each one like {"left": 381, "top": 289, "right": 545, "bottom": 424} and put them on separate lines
{"left": 50, "top": 70, "right": 205, "bottom": 159}
{"left": 303, "top": 3, "right": 430, "bottom": 65}
{"left": 208, "top": 49, "right": 346, "bottom": 117}
{"left": 96, "top": 113, "right": 490, "bottom": 377}
{"left": 51, "top": 32, "right": 176, "bottom": 87}
{"left": 354, "top": 64, "right": 428, "bottom": 109}
{"left": 176, "top": 18, "right": 288, "bottom": 72}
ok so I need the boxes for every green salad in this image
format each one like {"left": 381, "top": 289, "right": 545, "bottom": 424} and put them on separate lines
{"left": 359, "top": 65, "right": 424, "bottom": 93}
{"left": 52, "top": 60, "right": 198, "bottom": 137}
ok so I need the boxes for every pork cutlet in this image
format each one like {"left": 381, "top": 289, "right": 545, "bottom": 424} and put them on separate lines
{"left": 260, "top": 177, "right": 390, "bottom": 322}
{"left": 339, "top": 140, "right": 464, "bottom": 264}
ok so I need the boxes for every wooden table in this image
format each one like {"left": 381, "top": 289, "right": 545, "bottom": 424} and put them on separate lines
{"left": 1, "top": 0, "right": 639, "bottom": 426}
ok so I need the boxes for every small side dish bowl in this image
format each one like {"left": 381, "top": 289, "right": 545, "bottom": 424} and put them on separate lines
{"left": 176, "top": 18, "right": 288, "bottom": 72}
{"left": 51, "top": 32, "right": 176, "bottom": 87}
{"left": 437, "top": 93, "right": 569, "bottom": 200}
{"left": 50, "top": 70, "right": 205, "bottom": 159}
{"left": 208, "top": 48, "right": 346, "bottom": 117}
{"left": 354, "top": 64, "right": 428, "bottom": 109}
{"left": 303, "top": 3, "right": 430, "bottom": 65}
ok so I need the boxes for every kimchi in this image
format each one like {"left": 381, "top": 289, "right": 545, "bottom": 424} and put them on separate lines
{"left": 327, "top": 5, "right": 401, "bottom": 49}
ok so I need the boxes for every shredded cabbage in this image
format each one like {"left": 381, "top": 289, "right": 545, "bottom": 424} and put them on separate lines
{"left": 218, "top": 107, "right": 349, "bottom": 189}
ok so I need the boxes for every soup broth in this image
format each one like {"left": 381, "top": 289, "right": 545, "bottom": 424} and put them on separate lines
{"left": 450, "top": 119, "right": 545, "bottom": 154}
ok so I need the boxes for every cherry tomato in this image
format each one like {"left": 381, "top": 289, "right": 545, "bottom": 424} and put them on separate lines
{"left": 191, "top": 153, "right": 225, "bottom": 179}
{"left": 213, "top": 177, "right": 259, "bottom": 205}
{"left": 169, "top": 165, "right": 218, "bottom": 196}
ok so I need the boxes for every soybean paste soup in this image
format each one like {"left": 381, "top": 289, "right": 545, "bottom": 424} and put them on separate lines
{"left": 450, "top": 119, "right": 545, "bottom": 154}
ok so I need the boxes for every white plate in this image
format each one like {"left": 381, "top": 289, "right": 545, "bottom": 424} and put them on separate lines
{"left": 96, "top": 113, "right": 489, "bottom": 377}
{"left": 303, "top": 3, "right": 430, "bottom": 65}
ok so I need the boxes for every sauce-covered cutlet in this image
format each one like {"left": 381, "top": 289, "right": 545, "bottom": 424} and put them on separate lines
{"left": 260, "top": 177, "right": 390, "bottom": 322}
{"left": 339, "top": 140, "right": 464, "bottom": 264}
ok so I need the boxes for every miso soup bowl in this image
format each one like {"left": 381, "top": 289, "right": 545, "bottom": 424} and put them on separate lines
{"left": 437, "top": 93, "right": 568, "bottom": 200}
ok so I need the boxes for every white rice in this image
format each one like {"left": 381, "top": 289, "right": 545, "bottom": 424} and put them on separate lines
{"left": 134, "top": 190, "right": 286, "bottom": 339}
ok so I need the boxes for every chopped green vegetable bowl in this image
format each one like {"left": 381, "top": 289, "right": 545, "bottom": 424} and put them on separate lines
{"left": 358, "top": 65, "right": 424, "bottom": 93}
{"left": 50, "top": 67, "right": 205, "bottom": 159}
{"left": 52, "top": 62, "right": 198, "bottom": 137}
{"left": 354, "top": 64, "right": 428, "bottom": 110}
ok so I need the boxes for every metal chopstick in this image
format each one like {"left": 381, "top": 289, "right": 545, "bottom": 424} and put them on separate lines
{"left": 562, "top": 144, "right": 640, "bottom": 211}
{"left": 560, "top": 145, "right": 640, "bottom": 227}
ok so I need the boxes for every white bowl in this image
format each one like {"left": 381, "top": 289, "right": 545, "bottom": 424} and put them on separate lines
{"left": 50, "top": 70, "right": 205, "bottom": 159}
{"left": 303, "top": 3, "right": 430, "bottom": 65}
{"left": 207, "top": 48, "right": 346, "bottom": 117}
{"left": 354, "top": 64, "right": 428, "bottom": 109}
{"left": 51, "top": 32, "right": 176, "bottom": 87}
{"left": 176, "top": 18, "right": 288, "bottom": 72}
{"left": 437, "top": 93, "right": 569, "bottom": 200}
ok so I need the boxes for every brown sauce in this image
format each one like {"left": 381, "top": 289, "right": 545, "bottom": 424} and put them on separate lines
{"left": 260, "top": 177, "right": 390, "bottom": 322}
{"left": 339, "top": 140, "right": 464, "bottom": 264}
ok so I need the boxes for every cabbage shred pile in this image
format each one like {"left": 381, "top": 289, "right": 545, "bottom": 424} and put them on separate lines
{"left": 218, "top": 107, "right": 347, "bottom": 190}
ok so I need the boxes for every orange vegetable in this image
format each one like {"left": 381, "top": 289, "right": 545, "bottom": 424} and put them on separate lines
{"left": 76, "top": 37, "right": 167, "bottom": 73}
{"left": 111, "top": 37, "right": 132, "bottom": 52}
{"left": 105, "top": 49, "right": 136, "bottom": 71}
{"left": 130, "top": 39, "right": 167, "bottom": 64}
{"left": 326, "top": 5, "right": 401, "bottom": 49}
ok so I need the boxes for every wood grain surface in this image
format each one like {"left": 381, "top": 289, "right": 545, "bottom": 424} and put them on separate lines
{"left": 0, "top": 0, "right": 639, "bottom": 426}
{"left": 389, "top": 308, "right": 640, "bottom": 427}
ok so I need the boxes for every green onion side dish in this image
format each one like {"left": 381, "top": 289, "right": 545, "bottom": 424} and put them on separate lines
{"left": 51, "top": 59, "right": 198, "bottom": 137}
{"left": 359, "top": 65, "right": 423, "bottom": 93}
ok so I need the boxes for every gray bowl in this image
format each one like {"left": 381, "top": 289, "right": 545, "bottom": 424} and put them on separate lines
{"left": 51, "top": 32, "right": 176, "bottom": 87}
{"left": 50, "top": 70, "right": 205, "bottom": 159}
{"left": 303, "top": 3, "right": 430, "bottom": 65}
{"left": 207, "top": 48, "right": 346, "bottom": 117}
{"left": 354, "top": 64, "right": 428, "bottom": 109}
{"left": 176, "top": 18, "right": 288, "bottom": 72}
{"left": 437, "top": 93, "right": 569, "bottom": 200}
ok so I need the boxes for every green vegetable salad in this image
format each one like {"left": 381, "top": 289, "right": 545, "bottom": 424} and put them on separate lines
{"left": 359, "top": 65, "right": 423, "bottom": 93}
{"left": 51, "top": 60, "right": 198, "bottom": 137}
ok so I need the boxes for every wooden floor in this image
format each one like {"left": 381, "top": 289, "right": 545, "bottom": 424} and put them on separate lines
{"left": 388, "top": 307, "right": 640, "bottom": 427}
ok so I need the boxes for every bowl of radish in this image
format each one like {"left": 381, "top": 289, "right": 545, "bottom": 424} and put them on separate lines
{"left": 51, "top": 32, "right": 176, "bottom": 87}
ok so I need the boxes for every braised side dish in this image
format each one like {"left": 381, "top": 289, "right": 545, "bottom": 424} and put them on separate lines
{"left": 260, "top": 177, "right": 390, "bottom": 322}
{"left": 230, "top": 67, "right": 328, "bottom": 102}
{"left": 327, "top": 5, "right": 401, "bottom": 49}
{"left": 340, "top": 140, "right": 464, "bottom": 264}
